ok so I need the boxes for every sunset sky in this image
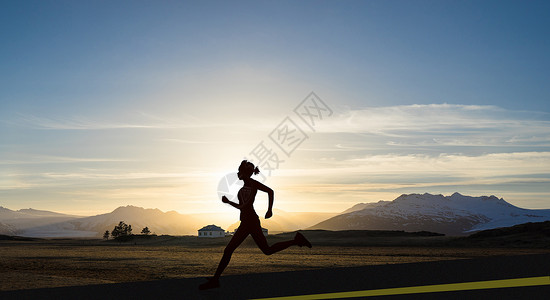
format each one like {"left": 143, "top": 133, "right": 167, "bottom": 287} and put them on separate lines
{"left": 1, "top": 1, "right": 549, "bottom": 216}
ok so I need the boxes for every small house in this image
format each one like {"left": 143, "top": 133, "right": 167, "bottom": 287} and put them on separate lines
{"left": 198, "top": 224, "right": 226, "bottom": 238}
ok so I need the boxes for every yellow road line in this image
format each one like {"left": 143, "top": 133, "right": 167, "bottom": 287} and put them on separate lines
{"left": 253, "top": 276, "right": 550, "bottom": 300}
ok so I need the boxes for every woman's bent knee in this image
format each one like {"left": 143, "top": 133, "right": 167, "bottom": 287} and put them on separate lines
{"left": 261, "top": 247, "right": 274, "bottom": 255}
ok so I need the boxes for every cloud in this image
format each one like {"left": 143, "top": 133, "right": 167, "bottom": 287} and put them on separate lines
{"left": 282, "top": 177, "right": 550, "bottom": 195}
{"left": 6, "top": 114, "right": 156, "bottom": 130}
{"left": 313, "top": 104, "right": 550, "bottom": 147}
{"left": 0, "top": 155, "right": 131, "bottom": 165}
{"left": 5, "top": 112, "right": 231, "bottom": 130}
{"left": 282, "top": 151, "right": 550, "bottom": 178}
{"left": 272, "top": 150, "right": 550, "bottom": 208}
{"left": 3, "top": 103, "right": 550, "bottom": 211}
{"left": 158, "top": 138, "right": 215, "bottom": 144}
{"left": 271, "top": 151, "right": 550, "bottom": 204}
{"left": 232, "top": 104, "right": 550, "bottom": 209}
{"left": 40, "top": 171, "right": 213, "bottom": 181}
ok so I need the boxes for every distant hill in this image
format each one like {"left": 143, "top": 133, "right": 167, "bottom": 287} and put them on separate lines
{"left": 0, "top": 222, "right": 18, "bottom": 235}
{"left": 451, "top": 221, "right": 550, "bottom": 248}
{"left": 0, "top": 206, "right": 81, "bottom": 220}
{"left": 469, "top": 220, "right": 550, "bottom": 238}
{"left": 0, "top": 206, "right": 83, "bottom": 233}
{"left": 20, "top": 205, "right": 204, "bottom": 238}
{"left": 0, "top": 204, "right": 336, "bottom": 238}
{"left": 309, "top": 193, "right": 550, "bottom": 236}
{"left": 7, "top": 192, "right": 548, "bottom": 238}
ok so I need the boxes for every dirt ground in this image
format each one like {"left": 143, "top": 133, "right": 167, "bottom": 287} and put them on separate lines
{"left": 2, "top": 237, "right": 550, "bottom": 291}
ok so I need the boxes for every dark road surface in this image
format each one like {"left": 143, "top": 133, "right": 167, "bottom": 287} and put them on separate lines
{"left": 2, "top": 253, "right": 549, "bottom": 299}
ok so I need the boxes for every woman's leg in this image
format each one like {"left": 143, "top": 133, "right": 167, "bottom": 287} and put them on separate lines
{"left": 200, "top": 226, "right": 251, "bottom": 290}
{"left": 250, "top": 221, "right": 297, "bottom": 255}
{"left": 212, "top": 224, "right": 249, "bottom": 279}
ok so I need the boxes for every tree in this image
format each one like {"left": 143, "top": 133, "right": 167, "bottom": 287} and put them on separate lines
{"left": 111, "top": 221, "right": 133, "bottom": 240}
{"left": 103, "top": 230, "right": 110, "bottom": 240}
{"left": 111, "top": 225, "right": 120, "bottom": 238}
{"left": 141, "top": 227, "right": 151, "bottom": 235}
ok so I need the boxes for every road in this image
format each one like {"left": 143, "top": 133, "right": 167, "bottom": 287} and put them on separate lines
{"left": 2, "top": 253, "right": 549, "bottom": 299}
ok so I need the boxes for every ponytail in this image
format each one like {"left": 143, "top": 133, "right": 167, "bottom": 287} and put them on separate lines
{"left": 238, "top": 160, "right": 260, "bottom": 177}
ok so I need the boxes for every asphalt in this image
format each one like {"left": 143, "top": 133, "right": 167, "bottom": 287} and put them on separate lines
{"left": 2, "top": 253, "right": 549, "bottom": 299}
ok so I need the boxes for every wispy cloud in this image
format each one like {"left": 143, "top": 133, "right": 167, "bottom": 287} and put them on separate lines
{"left": 282, "top": 177, "right": 550, "bottom": 195}
{"left": 247, "top": 104, "right": 550, "bottom": 209}
{"left": 7, "top": 114, "right": 161, "bottom": 130}
{"left": 314, "top": 104, "right": 550, "bottom": 147}
{"left": 158, "top": 138, "right": 214, "bottom": 144}
{"left": 40, "top": 170, "right": 213, "bottom": 180}
{"left": 0, "top": 155, "right": 131, "bottom": 165}
{"left": 346, "top": 151, "right": 550, "bottom": 175}
{"left": 3, "top": 103, "right": 550, "bottom": 212}
{"left": 5, "top": 112, "right": 233, "bottom": 130}
{"left": 281, "top": 152, "right": 550, "bottom": 179}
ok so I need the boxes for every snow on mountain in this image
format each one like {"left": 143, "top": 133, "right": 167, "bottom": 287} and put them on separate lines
{"left": 341, "top": 201, "right": 391, "bottom": 214}
{"left": 310, "top": 193, "right": 550, "bottom": 236}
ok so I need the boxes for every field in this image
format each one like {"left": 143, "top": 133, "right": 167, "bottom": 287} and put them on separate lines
{"left": 2, "top": 232, "right": 550, "bottom": 292}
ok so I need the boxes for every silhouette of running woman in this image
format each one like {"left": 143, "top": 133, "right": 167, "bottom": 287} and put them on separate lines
{"left": 199, "top": 160, "right": 312, "bottom": 290}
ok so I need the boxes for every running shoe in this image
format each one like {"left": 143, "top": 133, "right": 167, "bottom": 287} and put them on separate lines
{"left": 294, "top": 232, "right": 312, "bottom": 248}
{"left": 199, "top": 277, "right": 220, "bottom": 290}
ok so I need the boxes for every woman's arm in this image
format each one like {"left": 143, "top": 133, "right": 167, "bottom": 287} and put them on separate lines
{"left": 253, "top": 181, "right": 274, "bottom": 219}
{"left": 222, "top": 195, "right": 241, "bottom": 209}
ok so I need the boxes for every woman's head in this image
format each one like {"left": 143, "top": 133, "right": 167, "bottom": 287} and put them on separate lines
{"left": 238, "top": 160, "right": 260, "bottom": 179}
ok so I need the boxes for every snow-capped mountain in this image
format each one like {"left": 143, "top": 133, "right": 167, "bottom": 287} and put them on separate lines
{"left": 340, "top": 201, "right": 391, "bottom": 214}
{"left": 310, "top": 193, "right": 550, "bottom": 236}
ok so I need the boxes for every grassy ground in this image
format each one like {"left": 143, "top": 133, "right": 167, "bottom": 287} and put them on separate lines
{"left": 2, "top": 233, "right": 550, "bottom": 291}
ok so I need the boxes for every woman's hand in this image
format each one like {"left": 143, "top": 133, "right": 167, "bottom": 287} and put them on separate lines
{"left": 265, "top": 210, "right": 273, "bottom": 219}
{"left": 222, "top": 195, "right": 230, "bottom": 203}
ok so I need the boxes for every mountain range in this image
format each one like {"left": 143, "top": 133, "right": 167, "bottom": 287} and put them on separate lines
{"left": 0, "top": 207, "right": 83, "bottom": 236}
{"left": 309, "top": 192, "right": 550, "bottom": 236}
{"left": 2, "top": 192, "right": 550, "bottom": 237}
{"left": 0, "top": 205, "right": 334, "bottom": 237}
{"left": 0, "top": 206, "right": 204, "bottom": 238}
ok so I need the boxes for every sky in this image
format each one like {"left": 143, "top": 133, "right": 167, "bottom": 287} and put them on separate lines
{"left": 1, "top": 0, "right": 549, "bottom": 216}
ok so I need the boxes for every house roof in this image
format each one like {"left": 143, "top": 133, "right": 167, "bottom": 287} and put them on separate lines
{"left": 198, "top": 224, "right": 225, "bottom": 232}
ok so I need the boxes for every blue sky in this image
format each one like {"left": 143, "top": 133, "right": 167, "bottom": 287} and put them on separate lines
{"left": 1, "top": 1, "right": 549, "bottom": 215}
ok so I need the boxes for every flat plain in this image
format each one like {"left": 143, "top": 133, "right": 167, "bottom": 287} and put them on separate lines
{"left": 2, "top": 232, "right": 549, "bottom": 292}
